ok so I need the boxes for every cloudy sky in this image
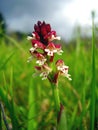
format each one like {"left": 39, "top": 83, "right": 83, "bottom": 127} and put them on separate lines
{"left": 0, "top": 0, "right": 98, "bottom": 40}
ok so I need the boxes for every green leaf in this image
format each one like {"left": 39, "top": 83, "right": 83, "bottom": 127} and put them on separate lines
{"left": 90, "top": 11, "right": 96, "bottom": 130}
{"left": 57, "top": 107, "right": 68, "bottom": 130}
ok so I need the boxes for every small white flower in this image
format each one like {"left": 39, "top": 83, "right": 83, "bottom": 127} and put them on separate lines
{"left": 32, "top": 33, "right": 35, "bottom": 37}
{"left": 45, "top": 43, "right": 58, "bottom": 56}
{"left": 27, "top": 36, "right": 33, "bottom": 40}
{"left": 29, "top": 44, "right": 38, "bottom": 53}
{"left": 57, "top": 65, "right": 68, "bottom": 74}
{"left": 27, "top": 56, "right": 33, "bottom": 62}
{"left": 55, "top": 36, "right": 61, "bottom": 40}
{"left": 56, "top": 59, "right": 72, "bottom": 80}
{"left": 34, "top": 43, "right": 38, "bottom": 47}
{"left": 36, "top": 58, "right": 47, "bottom": 66}
{"left": 27, "top": 33, "right": 36, "bottom": 40}
{"left": 57, "top": 50, "right": 63, "bottom": 55}
{"left": 66, "top": 74, "right": 72, "bottom": 80}
{"left": 45, "top": 49, "right": 57, "bottom": 56}
{"left": 29, "top": 47, "right": 36, "bottom": 53}
{"left": 40, "top": 71, "right": 49, "bottom": 80}
{"left": 49, "top": 35, "right": 61, "bottom": 41}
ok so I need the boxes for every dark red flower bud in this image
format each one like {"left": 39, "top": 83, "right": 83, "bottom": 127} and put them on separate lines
{"left": 46, "top": 24, "right": 51, "bottom": 32}
{"left": 37, "top": 21, "right": 42, "bottom": 26}
{"left": 34, "top": 24, "right": 40, "bottom": 33}
{"left": 41, "top": 25, "right": 47, "bottom": 36}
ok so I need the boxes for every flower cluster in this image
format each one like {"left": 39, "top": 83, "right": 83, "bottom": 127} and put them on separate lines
{"left": 27, "top": 21, "right": 71, "bottom": 83}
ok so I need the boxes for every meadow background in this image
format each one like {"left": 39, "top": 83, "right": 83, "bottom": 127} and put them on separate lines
{"left": 0, "top": 13, "right": 98, "bottom": 130}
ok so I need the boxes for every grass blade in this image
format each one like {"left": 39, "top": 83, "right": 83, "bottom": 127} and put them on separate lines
{"left": 4, "top": 34, "right": 25, "bottom": 53}
{"left": 0, "top": 51, "right": 14, "bottom": 70}
{"left": 27, "top": 79, "right": 37, "bottom": 130}
{"left": 57, "top": 104, "right": 68, "bottom": 130}
{"left": 9, "top": 68, "right": 19, "bottom": 130}
{"left": 90, "top": 11, "right": 96, "bottom": 130}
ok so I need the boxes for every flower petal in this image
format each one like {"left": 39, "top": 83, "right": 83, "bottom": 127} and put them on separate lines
{"left": 45, "top": 42, "right": 57, "bottom": 56}
{"left": 55, "top": 44, "right": 63, "bottom": 55}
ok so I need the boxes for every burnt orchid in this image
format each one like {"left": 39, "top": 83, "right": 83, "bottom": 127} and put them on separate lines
{"left": 27, "top": 21, "right": 71, "bottom": 82}
{"left": 27, "top": 21, "right": 71, "bottom": 130}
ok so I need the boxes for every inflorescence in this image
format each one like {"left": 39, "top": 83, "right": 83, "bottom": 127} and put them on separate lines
{"left": 27, "top": 21, "right": 71, "bottom": 83}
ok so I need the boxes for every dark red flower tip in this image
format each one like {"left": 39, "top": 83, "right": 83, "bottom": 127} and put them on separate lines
{"left": 46, "top": 24, "right": 51, "bottom": 32}
{"left": 37, "top": 21, "right": 42, "bottom": 26}
{"left": 34, "top": 24, "right": 40, "bottom": 33}
{"left": 33, "top": 21, "right": 53, "bottom": 45}
{"left": 32, "top": 39, "right": 46, "bottom": 50}
{"left": 56, "top": 59, "right": 64, "bottom": 66}
{"left": 41, "top": 24, "right": 47, "bottom": 36}
{"left": 54, "top": 44, "right": 61, "bottom": 49}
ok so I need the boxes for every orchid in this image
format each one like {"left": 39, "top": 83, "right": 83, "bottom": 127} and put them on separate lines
{"left": 27, "top": 21, "right": 72, "bottom": 130}
{"left": 27, "top": 21, "right": 71, "bottom": 81}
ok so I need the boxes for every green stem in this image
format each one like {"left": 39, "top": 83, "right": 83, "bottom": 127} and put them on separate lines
{"left": 51, "top": 83, "right": 60, "bottom": 112}
{"left": 51, "top": 83, "right": 68, "bottom": 130}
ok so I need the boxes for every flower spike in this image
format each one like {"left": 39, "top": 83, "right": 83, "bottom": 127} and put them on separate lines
{"left": 27, "top": 21, "right": 71, "bottom": 81}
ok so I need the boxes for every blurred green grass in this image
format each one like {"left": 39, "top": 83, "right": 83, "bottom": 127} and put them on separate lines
{"left": 0, "top": 32, "right": 98, "bottom": 130}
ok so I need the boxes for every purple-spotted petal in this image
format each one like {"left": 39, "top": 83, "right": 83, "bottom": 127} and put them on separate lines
{"left": 56, "top": 59, "right": 72, "bottom": 80}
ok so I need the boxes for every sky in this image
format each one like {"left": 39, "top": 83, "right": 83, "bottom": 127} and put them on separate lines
{"left": 0, "top": 0, "right": 98, "bottom": 40}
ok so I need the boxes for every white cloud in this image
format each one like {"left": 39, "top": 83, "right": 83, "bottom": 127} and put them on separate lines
{"left": 64, "top": 0, "right": 98, "bottom": 26}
